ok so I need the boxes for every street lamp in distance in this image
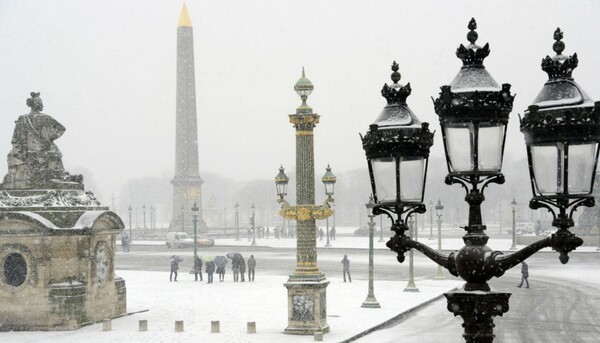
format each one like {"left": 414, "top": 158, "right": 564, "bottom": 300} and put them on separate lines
{"left": 510, "top": 198, "right": 517, "bottom": 250}
{"left": 128, "top": 205, "right": 133, "bottom": 242}
{"left": 435, "top": 200, "right": 444, "bottom": 279}
{"left": 250, "top": 203, "right": 257, "bottom": 246}
{"left": 235, "top": 202, "right": 240, "bottom": 241}
{"left": 322, "top": 164, "right": 336, "bottom": 248}
{"left": 362, "top": 195, "right": 381, "bottom": 308}
{"left": 192, "top": 201, "right": 199, "bottom": 259}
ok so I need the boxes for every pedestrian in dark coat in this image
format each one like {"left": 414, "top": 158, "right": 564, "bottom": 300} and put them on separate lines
{"left": 232, "top": 260, "right": 240, "bottom": 282}
{"left": 170, "top": 255, "right": 183, "bottom": 282}
{"left": 239, "top": 256, "right": 246, "bottom": 282}
{"left": 319, "top": 227, "right": 324, "bottom": 241}
{"left": 330, "top": 227, "right": 336, "bottom": 240}
{"left": 341, "top": 254, "right": 351, "bottom": 282}
{"left": 247, "top": 255, "right": 256, "bottom": 282}
{"left": 206, "top": 260, "right": 215, "bottom": 284}
{"left": 193, "top": 256, "right": 203, "bottom": 281}
{"left": 517, "top": 261, "right": 529, "bottom": 288}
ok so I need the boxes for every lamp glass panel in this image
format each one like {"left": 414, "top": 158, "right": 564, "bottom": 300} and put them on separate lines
{"left": 399, "top": 157, "right": 425, "bottom": 202}
{"left": 568, "top": 142, "right": 598, "bottom": 194}
{"left": 435, "top": 207, "right": 443, "bottom": 217}
{"left": 444, "top": 123, "right": 475, "bottom": 172}
{"left": 371, "top": 157, "right": 397, "bottom": 203}
{"left": 324, "top": 181, "right": 335, "bottom": 196}
{"left": 276, "top": 182, "right": 287, "bottom": 196}
{"left": 478, "top": 123, "right": 505, "bottom": 171}
{"left": 531, "top": 143, "right": 564, "bottom": 195}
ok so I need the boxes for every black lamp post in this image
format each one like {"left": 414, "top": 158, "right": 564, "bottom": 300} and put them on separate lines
{"left": 435, "top": 199, "right": 444, "bottom": 279}
{"left": 180, "top": 205, "right": 185, "bottom": 232}
{"left": 235, "top": 202, "right": 240, "bottom": 241}
{"left": 362, "top": 20, "right": 597, "bottom": 343}
{"left": 128, "top": 205, "right": 132, "bottom": 241}
{"left": 510, "top": 198, "right": 517, "bottom": 250}
{"left": 429, "top": 200, "right": 434, "bottom": 240}
{"left": 150, "top": 206, "right": 155, "bottom": 232}
{"left": 250, "top": 203, "right": 257, "bottom": 246}
{"left": 192, "top": 201, "right": 198, "bottom": 259}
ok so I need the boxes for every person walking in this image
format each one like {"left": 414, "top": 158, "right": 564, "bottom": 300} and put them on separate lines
{"left": 240, "top": 255, "right": 246, "bottom": 282}
{"left": 330, "top": 227, "right": 336, "bottom": 240}
{"left": 247, "top": 255, "right": 256, "bottom": 282}
{"left": 319, "top": 227, "right": 324, "bottom": 241}
{"left": 341, "top": 254, "right": 351, "bottom": 282}
{"left": 232, "top": 259, "right": 240, "bottom": 282}
{"left": 121, "top": 234, "right": 129, "bottom": 253}
{"left": 517, "top": 261, "right": 529, "bottom": 288}
{"left": 215, "top": 256, "right": 227, "bottom": 282}
{"left": 247, "top": 228, "right": 252, "bottom": 242}
{"left": 193, "top": 256, "right": 203, "bottom": 281}
{"left": 206, "top": 260, "right": 215, "bottom": 284}
{"left": 170, "top": 255, "right": 183, "bottom": 282}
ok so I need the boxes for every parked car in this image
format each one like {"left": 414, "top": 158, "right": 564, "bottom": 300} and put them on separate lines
{"left": 166, "top": 232, "right": 215, "bottom": 248}
{"left": 353, "top": 227, "right": 380, "bottom": 237}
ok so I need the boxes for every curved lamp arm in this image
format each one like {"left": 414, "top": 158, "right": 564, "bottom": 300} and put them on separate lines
{"left": 386, "top": 233, "right": 458, "bottom": 277}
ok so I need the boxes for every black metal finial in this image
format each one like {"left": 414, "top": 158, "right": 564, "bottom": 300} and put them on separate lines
{"left": 381, "top": 61, "right": 411, "bottom": 104}
{"left": 456, "top": 18, "right": 489, "bottom": 66}
{"left": 552, "top": 27, "right": 565, "bottom": 55}
{"left": 391, "top": 61, "right": 401, "bottom": 84}
{"left": 466, "top": 18, "right": 478, "bottom": 45}
{"left": 541, "top": 28, "right": 578, "bottom": 79}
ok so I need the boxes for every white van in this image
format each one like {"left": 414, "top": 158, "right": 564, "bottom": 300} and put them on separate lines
{"left": 166, "top": 232, "right": 194, "bottom": 248}
{"left": 166, "top": 232, "right": 215, "bottom": 248}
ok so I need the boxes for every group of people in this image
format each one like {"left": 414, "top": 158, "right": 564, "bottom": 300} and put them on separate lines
{"left": 170, "top": 254, "right": 256, "bottom": 283}
{"left": 318, "top": 227, "right": 336, "bottom": 241}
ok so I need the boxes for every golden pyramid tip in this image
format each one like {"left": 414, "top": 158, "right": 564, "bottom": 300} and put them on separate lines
{"left": 178, "top": 3, "right": 192, "bottom": 27}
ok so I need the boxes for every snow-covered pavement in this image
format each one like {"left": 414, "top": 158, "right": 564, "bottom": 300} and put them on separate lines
{"left": 4, "top": 271, "right": 461, "bottom": 343}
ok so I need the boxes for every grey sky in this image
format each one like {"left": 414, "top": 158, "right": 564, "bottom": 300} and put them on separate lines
{"left": 0, "top": 0, "right": 599, "bottom": 201}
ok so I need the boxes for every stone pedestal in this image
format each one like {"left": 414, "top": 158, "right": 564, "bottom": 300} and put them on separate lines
{"left": 284, "top": 275, "right": 329, "bottom": 335}
{"left": 0, "top": 205, "right": 127, "bottom": 331}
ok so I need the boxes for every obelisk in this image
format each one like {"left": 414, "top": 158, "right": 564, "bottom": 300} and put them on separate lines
{"left": 170, "top": 3, "right": 206, "bottom": 231}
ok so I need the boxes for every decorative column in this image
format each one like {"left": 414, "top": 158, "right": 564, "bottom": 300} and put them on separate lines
{"left": 279, "top": 68, "right": 333, "bottom": 335}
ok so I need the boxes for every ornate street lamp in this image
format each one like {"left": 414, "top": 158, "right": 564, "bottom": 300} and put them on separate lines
{"left": 275, "top": 68, "right": 335, "bottom": 335}
{"left": 235, "top": 202, "right": 240, "bottom": 241}
{"left": 250, "top": 203, "right": 257, "bottom": 246}
{"left": 192, "top": 201, "right": 199, "bottom": 259}
{"left": 362, "top": 20, "right": 596, "bottom": 343}
{"left": 322, "top": 164, "right": 336, "bottom": 247}
{"left": 360, "top": 60, "right": 434, "bottom": 261}
{"left": 510, "top": 198, "right": 517, "bottom": 250}
{"left": 520, "top": 28, "right": 599, "bottom": 263}
{"left": 362, "top": 195, "right": 381, "bottom": 308}
{"left": 435, "top": 200, "right": 444, "bottom": 279}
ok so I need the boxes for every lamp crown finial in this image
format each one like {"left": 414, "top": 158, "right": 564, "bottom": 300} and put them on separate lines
{"left": 541, "top": 28, "right": 578, "bottom": 79}
{"left": 456, "top": 17, "right": 490, "bottom": 66}
{"left": 381, "top": 61, "right": 411, "bottom": 104}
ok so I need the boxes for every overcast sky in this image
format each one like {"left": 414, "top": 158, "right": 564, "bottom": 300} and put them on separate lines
{"left": 0, "top": 0, "right": 599, "bottom": 199}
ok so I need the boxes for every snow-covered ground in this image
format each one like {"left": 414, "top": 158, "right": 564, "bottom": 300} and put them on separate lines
{"left": 4, "top": 272, "right": 461, "bottom": 343}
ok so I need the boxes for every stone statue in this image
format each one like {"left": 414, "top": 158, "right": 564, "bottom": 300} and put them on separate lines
{"left": 1, "top": 92, "right": 83, "bottom": 190}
